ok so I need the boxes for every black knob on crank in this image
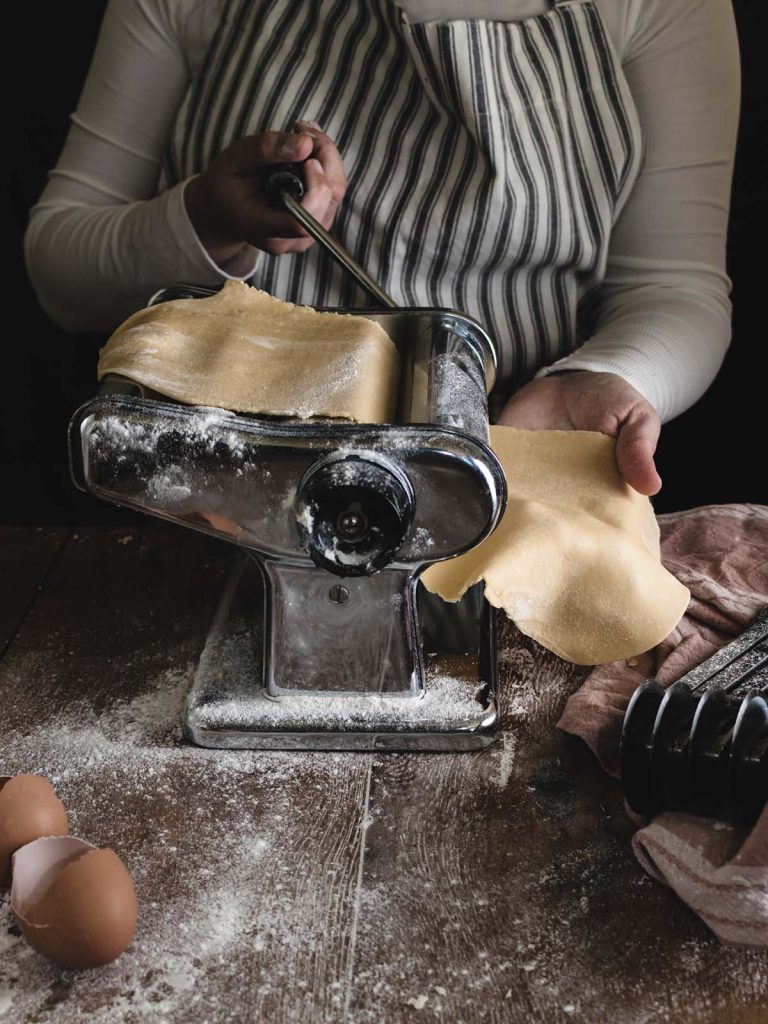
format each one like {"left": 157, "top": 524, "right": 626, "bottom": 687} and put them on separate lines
{"left": 265, "top": 163, "right": 305, "bottom": 208}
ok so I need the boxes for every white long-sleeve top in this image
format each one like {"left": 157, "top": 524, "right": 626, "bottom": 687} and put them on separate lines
{"left": 24, "top": 0, "right": 740, "bottom": 423}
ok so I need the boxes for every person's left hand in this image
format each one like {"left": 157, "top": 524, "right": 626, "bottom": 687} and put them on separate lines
{"left": 497, "top": 370, "right": 662, "bottom": 495}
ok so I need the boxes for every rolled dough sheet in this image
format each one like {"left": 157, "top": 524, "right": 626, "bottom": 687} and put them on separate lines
{"left": 421, "top": 425, "right": 690, "bottom": 665}
{"left": 97, "top": 280, "right": 400, "bottom": 422}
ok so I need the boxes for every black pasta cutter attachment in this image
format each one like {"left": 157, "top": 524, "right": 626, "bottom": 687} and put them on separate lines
{"left": 620, "top": 606, "right": 768, "bottom": 825}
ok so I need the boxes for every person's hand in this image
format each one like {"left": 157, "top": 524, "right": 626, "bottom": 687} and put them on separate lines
{"left": 497, "top": 371, "right": 662, "bottom": 495}
{"left": 184, "top": 121, "right": 348, "bottom": 265}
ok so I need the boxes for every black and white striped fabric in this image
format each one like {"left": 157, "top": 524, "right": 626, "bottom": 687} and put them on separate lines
{"left": 160, "top": 0, "right": 641, "bottom": 388}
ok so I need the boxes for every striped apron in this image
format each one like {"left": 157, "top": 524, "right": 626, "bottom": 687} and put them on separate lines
{"left": 159, "top": 0, "right": 642, "bottom": 393}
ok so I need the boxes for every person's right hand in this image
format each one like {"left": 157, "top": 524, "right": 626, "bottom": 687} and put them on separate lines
{"left": 184, "top": 121, "right": 348, "bottom": 265}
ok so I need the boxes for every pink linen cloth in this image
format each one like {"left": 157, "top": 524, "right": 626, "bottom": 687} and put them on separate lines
{"left": 556, "top": 503, "right": 768, "bottom": 947}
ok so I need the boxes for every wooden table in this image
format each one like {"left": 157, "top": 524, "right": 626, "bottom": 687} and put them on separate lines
{"left": 1, "top": 525, "right": 766, "bottom": 1023}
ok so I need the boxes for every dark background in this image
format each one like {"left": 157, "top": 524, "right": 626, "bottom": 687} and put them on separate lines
{"left": 5, "top": 1, "right": 766, "bottom": 525}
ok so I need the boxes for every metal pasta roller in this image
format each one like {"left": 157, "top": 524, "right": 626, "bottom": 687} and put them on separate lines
{"left": 620, "top": 606, "right": 768, "bottom": 825}
{"left": 69, "top": 167, "right": 507, "bottom": 750}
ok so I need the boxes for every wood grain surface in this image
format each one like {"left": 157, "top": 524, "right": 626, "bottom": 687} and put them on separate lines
{"left": 0, "top": 526, "right": 69, "bottom": 654}
{"left": 1, "top": 526, "right": 766, "bottom": 1024}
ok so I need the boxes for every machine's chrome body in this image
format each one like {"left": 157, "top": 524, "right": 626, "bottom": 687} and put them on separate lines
{"left": 69, "top": 287, "right": 505, "bottom": 750}
{"left": 185, "top": 550, "right": 499, "bottom": 750}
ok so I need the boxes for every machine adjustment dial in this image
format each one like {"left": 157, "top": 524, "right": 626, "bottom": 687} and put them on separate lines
{"left": 295, "top": 453, "right": 414, "bottom": 577}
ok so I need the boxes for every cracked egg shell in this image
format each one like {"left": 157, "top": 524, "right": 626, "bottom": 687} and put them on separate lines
{"left": 0, "top": 774, "right": 68, "bottom": 887}
{"left": 11, "top": 836, "right": 137, "bottom": 969}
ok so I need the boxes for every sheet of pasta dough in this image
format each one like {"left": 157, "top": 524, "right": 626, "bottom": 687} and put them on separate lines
{"left": 97, "top": 280, "right": 400, "bottom": 422}
{"left": 421, "top": 425, "right": 690, "bottom": 665}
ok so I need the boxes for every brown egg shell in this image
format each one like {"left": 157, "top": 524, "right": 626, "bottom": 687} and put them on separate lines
{"left": 0, "top": 774, "right": 68, "bottom": 887}
{"left": 11, "top": 836, "right": 137, "bottom": 969}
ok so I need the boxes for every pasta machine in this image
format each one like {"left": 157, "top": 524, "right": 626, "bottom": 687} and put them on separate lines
{"left": 69, "top": 285, "right": 506, "bottom": 750}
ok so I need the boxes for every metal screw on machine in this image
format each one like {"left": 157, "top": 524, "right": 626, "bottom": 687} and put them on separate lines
{"left": 337, "top": 509, "right": 367, "bottom": 540}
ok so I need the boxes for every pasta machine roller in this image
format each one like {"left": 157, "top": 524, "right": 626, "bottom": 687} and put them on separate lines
{"left": 621, "top": 606, "right": 768, "bottom": 825}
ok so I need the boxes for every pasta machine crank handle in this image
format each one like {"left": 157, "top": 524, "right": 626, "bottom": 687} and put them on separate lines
{"left": 264, "top": 164, "right": 397, "bottom": 311}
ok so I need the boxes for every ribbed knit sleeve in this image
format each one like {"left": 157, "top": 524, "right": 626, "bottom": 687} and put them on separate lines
{"left": 23, "top": 0, "right": 258, "bottom": 333}
{"left": 536, "top": 0, "right": 740, "bottom": 423}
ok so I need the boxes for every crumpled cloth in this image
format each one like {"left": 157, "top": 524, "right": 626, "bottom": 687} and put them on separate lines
{"left": 557, "top": 503, "right": 768, "bottom": 947}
